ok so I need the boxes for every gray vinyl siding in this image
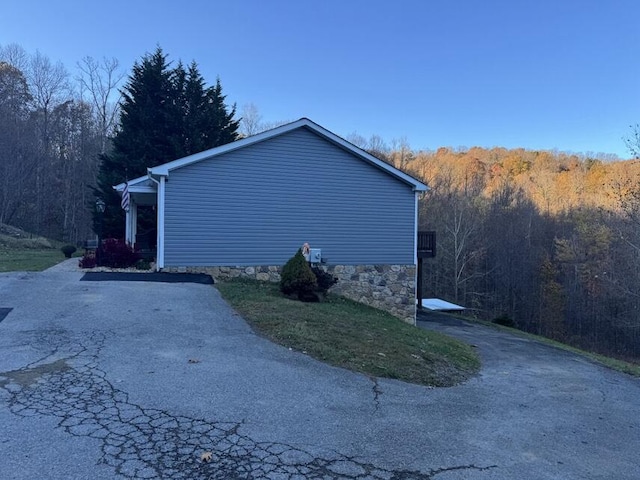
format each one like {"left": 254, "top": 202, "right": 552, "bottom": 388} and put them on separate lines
{"left": 163, "top": 127, "right": 415, "bottom": 267}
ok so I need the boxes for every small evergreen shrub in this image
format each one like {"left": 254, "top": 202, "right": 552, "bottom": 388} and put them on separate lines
{"left": 492, "top": 314, "right": 515, "bottom": 327}
{"left": 280, "top": 249, "right": 318, "bottom": 300}
{"left": 99, "top": 238, "right": 140, "bottom": 268}
{"left": 61, "top": 244, "right": 77, "bottom": 258}
{"left": 79, "top": 252, "right": 97, "bottom": 269}
{"left": 311, "top": 266, "right": 338, "bottom": 294}
{"left": 135, "top": 259, "right": 152, "bottom": 271}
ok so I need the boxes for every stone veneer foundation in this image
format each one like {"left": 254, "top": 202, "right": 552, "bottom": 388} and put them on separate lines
{"left": 164, "top": 264, "right": 417, "bottom": 324}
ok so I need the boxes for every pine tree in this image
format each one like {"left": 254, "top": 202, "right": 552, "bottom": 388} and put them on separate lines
{"left": 94, "top": 48, "right": 239, "bottom": 238}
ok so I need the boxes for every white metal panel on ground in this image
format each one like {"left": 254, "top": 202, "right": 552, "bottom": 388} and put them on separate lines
{"left": 420, "top": 298, "right": 465, "bottom": 311}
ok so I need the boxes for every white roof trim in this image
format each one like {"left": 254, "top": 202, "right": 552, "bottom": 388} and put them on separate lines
{"left": 146, "top": 118, "right": 428, "bottom": 191}
{"left": 113, "top": 174, "right": 152, "bottom": 192}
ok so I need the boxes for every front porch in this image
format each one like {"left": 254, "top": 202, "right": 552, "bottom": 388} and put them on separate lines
{"left": 115, "top": 176, "right": 158, "bottom": 255}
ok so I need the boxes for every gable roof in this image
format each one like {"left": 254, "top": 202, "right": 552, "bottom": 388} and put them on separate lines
{"left": 145, "top": 118, "right": 428, "bottom": 192}
{"left": 113, "top": 175, "right": 155, "bottom": 193}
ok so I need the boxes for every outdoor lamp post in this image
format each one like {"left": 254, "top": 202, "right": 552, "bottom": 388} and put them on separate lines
{"left": 95, "top": 198, "right": 105, "bottom": 266}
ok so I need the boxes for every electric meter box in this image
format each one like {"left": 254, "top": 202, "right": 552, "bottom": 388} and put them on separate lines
{"left": 309, "top": 248, "right": 322, "bottom": 263}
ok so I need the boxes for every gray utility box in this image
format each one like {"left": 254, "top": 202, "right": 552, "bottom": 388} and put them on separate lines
{"left": 309, "top": 248, "right": 322, "bottom": 263}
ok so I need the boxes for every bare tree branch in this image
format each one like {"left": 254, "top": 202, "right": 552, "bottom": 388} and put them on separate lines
{"left": 77, "top": 56, "right": 125, "bottom": 153}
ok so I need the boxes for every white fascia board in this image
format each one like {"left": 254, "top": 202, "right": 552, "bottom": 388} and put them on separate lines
{"left": 146, "top": 117, "right": 429, "bottom": 191}
{"left": 304, "top": 120, "right": 429, "bottom": 192}
{"left": 147, "top": 119, "right": 312, "bottom": 177}
{"left": 113, "top": 174, "right": 153, "bottom": 192}
{"left": 129, "top": 185, "right": 156, "bottom": 194}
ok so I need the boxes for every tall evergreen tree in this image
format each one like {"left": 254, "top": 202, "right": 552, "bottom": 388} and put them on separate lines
{"left": 180, "top": 63, "right": 239, "bottom": 154}
{"left": 94, "top": 47, "right": 239, "bottom": 238}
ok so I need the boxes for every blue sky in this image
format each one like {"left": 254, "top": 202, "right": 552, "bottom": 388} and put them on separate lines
{"left": 2, "top": 0, "right": 638, "bottom": 158}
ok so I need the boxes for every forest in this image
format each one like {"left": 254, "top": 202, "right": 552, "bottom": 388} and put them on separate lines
{"left": 1, "top": 43, "right": 639, "bottom": 362}
{"left": 376, "top": 144, "right": 640, "bottom": 361}
{"left": 0, "top": 44, "right": 120, "bottom": 243}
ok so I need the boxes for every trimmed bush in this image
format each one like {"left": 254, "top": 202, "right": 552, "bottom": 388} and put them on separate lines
{"left": 311, "top": 266, "right": 338, "bottom": 294}
{"left": 61, "top": 244, "right": 77, "bottom": 258}
{"left": 79, "top": 252, "right": 97, "bottom": 269}
{"left": 99, "top": 238, "right": 139, "bottom": 268}
{"left": 135, "top": 259, "right": 152, "bottom": 271}
{"left": 280, "top": 249, "right": 318, "bottom": 300}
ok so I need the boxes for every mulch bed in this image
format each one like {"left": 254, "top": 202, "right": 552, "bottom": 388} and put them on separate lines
{"left": 80, "top": 272, "right": 214, "bottom": 284}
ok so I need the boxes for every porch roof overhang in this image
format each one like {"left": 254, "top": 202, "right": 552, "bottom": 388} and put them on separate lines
{"left": 113, "top": 175, "right": 157, "bottom": 206}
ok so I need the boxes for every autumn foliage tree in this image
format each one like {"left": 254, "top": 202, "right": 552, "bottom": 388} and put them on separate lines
{"left": 409, "top": 145, "right": 640, "bottom": 361}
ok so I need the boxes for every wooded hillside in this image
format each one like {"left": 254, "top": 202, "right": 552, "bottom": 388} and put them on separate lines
{"left": 395, "top": 146, "right": 640, "bottom": 361}
{"left": 0, "top": 45, "right": 121, "bottom": 243}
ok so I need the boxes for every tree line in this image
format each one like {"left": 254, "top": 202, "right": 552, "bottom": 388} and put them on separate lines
{"left": 381, "top": 145, "right": 640, "bottom": 361}
{"left": 0, "top": 44, "right": 239, "bottom": 243}
{"left": 0, "top": 43, "right": 122, "bottom": 243}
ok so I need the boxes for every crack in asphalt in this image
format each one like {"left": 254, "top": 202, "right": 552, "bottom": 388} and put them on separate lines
{"left": 430, "top": 464, "right": 498, "bottom": 477}
{"left": 369, "top": 376, "right": 383, "bottom": 413}
{"left": 0, "top": 330, "right": 496, "bottom": 479}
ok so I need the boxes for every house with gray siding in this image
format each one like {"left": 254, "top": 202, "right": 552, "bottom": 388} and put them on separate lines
{"left": 114, "top": 118, "right": 428, "bottom": 323}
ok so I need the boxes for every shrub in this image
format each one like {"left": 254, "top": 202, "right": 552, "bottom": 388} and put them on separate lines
{"left": 79, "top": 252, "right": 97, "bottom": 269}
{"left": 135, "top": 259, "right": 152, "bottom": 271}
{"left": 61, "top": 244, "right": 77, "bottom": 258}
{"left": 99, "top": 238, "right": 139, "bottom": 268}
{"left": 280, "top": 249, "right": 318, "bottom": 300}
{"left": 311, "top": 266, "right": 338, "bottom": 294}
{"left": 492, "top": 314, "right": 515, "bottom": 328}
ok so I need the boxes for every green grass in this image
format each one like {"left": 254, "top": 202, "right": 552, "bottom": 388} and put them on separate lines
{"left": 0, "top": 224, "right": 79, "bottom": 272}
{"left": 0, "top": 248, "right": 68, "bottom": 272}
{"left": 455, "top": 314, "right": 640, "bottom": 377}
{"left": 216, "top": 279, "right": 480, "bottom": 387}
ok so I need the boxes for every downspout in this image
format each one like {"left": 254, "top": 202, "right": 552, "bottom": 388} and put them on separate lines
{"left": 148, "top": 174, "right": 166, "bottom": 270}
{"left": 414, "top": 190, "right": 419, "bottom": 267}
{"left": 413, "top": 190, "right": 419, "bottom": 325}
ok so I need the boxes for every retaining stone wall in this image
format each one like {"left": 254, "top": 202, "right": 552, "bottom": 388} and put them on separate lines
{"left": 164, "top": 264, "right": 417, "bottom": 324}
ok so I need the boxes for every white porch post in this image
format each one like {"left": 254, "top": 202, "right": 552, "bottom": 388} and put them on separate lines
{"left": 130, "top": 203, "right": 137, "bottom": 247}
{"left": 156, "top": 176, "right": 166, "bottom": 269}
{"left": 125, "top": 209, "right": 131, "bottom": 245}
{"left": 124, "top": 202, "right": 138, "bottom": 246}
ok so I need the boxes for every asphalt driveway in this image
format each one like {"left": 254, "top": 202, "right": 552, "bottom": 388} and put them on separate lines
{"left": 0, "top": 260, "right": 638, "bottom": 479}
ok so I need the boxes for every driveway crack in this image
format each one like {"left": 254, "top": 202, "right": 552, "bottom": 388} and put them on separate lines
{"left": 369, "top": 376, "right": 382, "bottom": 413}
{"left": 1, "top": 329, "right": 496, "bottom": 479}
{"left": 430, "top": 463, "right": 498, "bottom": 477}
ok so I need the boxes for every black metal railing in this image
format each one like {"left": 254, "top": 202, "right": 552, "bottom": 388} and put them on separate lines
{"left": 417, "top": 231, "right": 436, "bottom": 258}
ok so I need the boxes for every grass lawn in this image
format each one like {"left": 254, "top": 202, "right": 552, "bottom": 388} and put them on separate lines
{"left": 216, "top": 279, "right": 480, "bottom": 387}
{"left": 0, "top": 248, "right": 69, "bottom": 272}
